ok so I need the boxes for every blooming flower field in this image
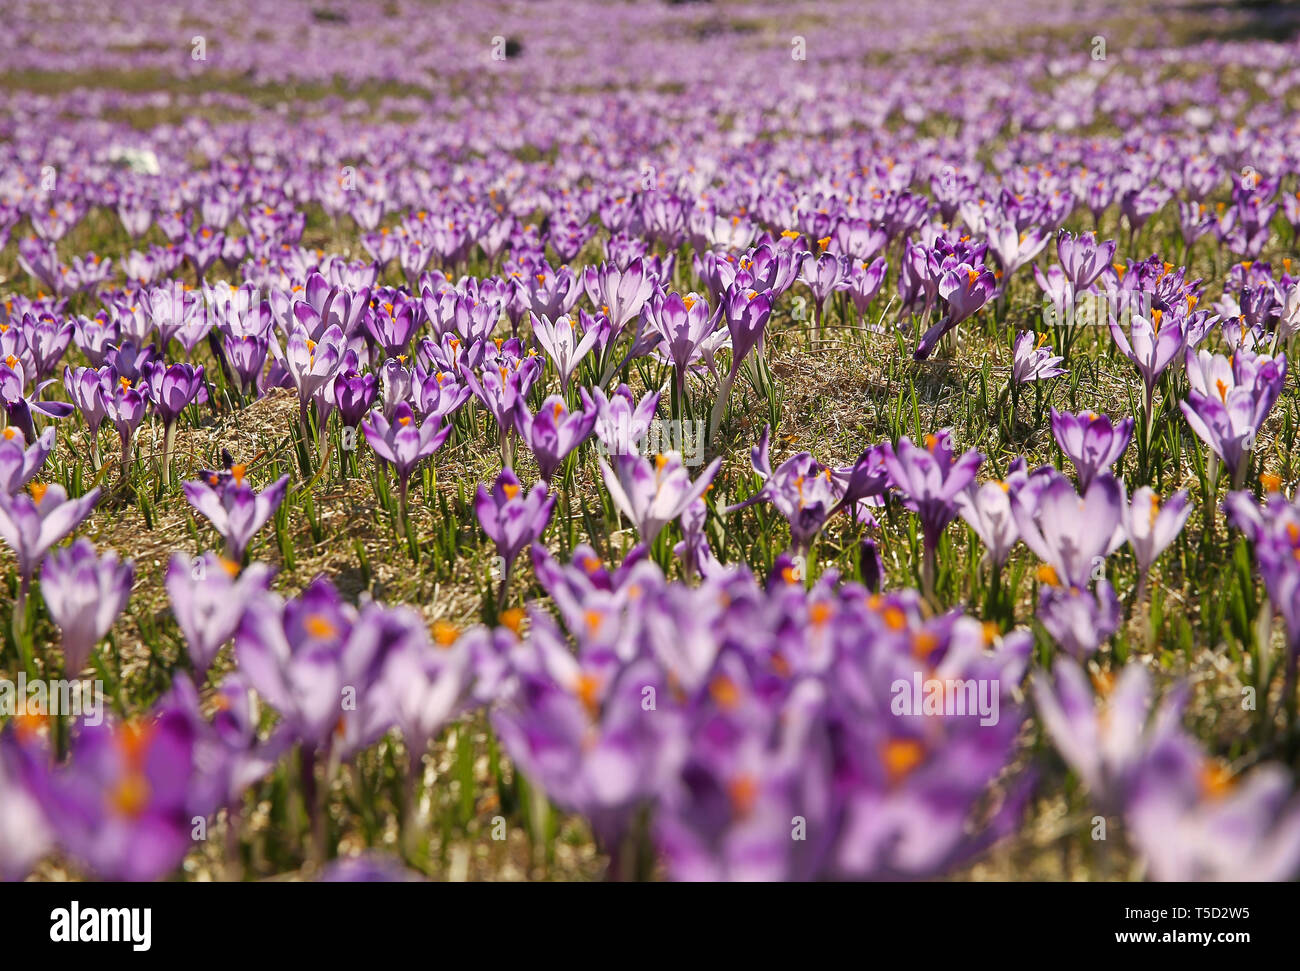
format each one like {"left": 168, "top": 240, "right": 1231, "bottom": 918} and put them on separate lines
{"left": 3, "top": 0, "right": 1300, "bottom": 884}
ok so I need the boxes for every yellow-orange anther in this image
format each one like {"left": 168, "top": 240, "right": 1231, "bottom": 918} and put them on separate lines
{"left": 880, "top": 738, "right": 925, "bottom": 785}
{"left": 709, "top": 674, "right": 741, "bottom": 710}
{"left": 304, "top": 614, "right": 339, "bottom": 639}
{"left": 727, "top": 773, "right": 759, "bottom": 817}
{"left": 575, "top": 672, "right": 601, "bottom": 717}
{"left": 499, "top": 608, "right": 525, "bottom": 637}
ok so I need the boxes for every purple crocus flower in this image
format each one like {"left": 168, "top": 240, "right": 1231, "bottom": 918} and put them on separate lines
{"left": 319, "top": 854, "right": 426, "bottom": 883}
{"left": 1011, "top": 331, "right": 1066, "bottom": 384}
{"left": 459, "top": 351, "right": 543, "bottom": 467}
{"left": 858, "top": 535, "right": 886, "bottom": 592}
{"left": 118, "top": 196, "right": 153, "bottom": 239}
{"left": 1050, "top": 408, "right": 1134, "bottom": 491}
{"left": 913, "top": 263, "right": 996, "bottom": 360}
{"left": 223, "top": 333, "right": 270, "bottom": 397}
{"left": 1109, "top": 311, "right": 1185, "bottom": 422}
{"left": 379, "top": 357, "right": 414, "bottom": 419}
{"left": 528, "top": 542, "right": 654, "bottom": 658}
{"left": 424, "top": 287, "right": 501, "bottom": 344}
{"left": 67, "top": 251, "right": 113, "bottom": 294}
{"left": 834, "top": 220, "right": 888, "bottom": 263}
{"left": 1224, "top": 490, "right": 1300, "bottom": 687}
{"left": 141, "top": 361, "right": 208, "bottom": 484}
{"left": 235, "top": 577, "right": 347, "bottom": 740}
{"left": 1180, "top": 349, "right": 1287, "bottom": 487}
{"left": 333, "top": 367, "right": 379, "bottom": 431}
{"left": 363, "top": 300, "right": 419, "bottom": 359}
{"left": 797, "top": 250, "right": 849, "bottom": 343}
{"left": 182, "top": 466, "right": 290, "bottom": 562}
{"left": 0, "top": 483, "right": 101, "bottom": 587}
{"left": 583, "top": 257, "right": 655, "bottom": 332}
{"left": 591, "top": 383, "right": 659, "bottom": 458}
{"left": 531, "top": 312, "right": 599, "bottom": 393}
{"left": 744, "top": 241, "right": 804, "bottom": 296}
{"left": 26, "top": 313, "right": 74, "bottom": 382}
{"left": 641, "top": 290, "right": 723, "bottom": 401}
{"left": 710, "top": 284, "right": 776, "bottom": 440}
{"left": 361, "top": 401, "right": 452, "bottom": 513}
{"left": 308, "top": 597, "right": 417, "bottom": 759}
{"left": 142, "top": 283, "right": 205, "bottom": 353}
{"left": 1, "top": 354, "right": 73, "bottom": 443}
{"left": 1123, "top": 487, "right": 1192, "bottom": 594}
{"left": 165, "top": 553, "right": 275, "bottom": 679}
{"left": 272, "top": 322, "right": 346, "bottom": 431}
{"left": 63, "top": 365, "right": 108, "bottom": 458}
{"left": 14, "top": 710, "right": 199, "bottom": 881}
{"left": 1033, "top": 658, "right": 1184, "bottom": 812}
{"left": 157, "top": 671, "right": 292, "bottom": 823}
{"left": 15, "top": 236, "right": 66, "bottom": 295}
{"left": 1010, "top": 470, "right": 1124, "bottom": 588}
{"left": 1127, "top": 747, "right": 1300, "bottom": 881}
{"left": 141, "top": 361, "right": 207, "bottom": 427}
{"left": 599, "top": 451, "right": 721, "bottom": 548}
{"left": 102, "top": 373, "right": 148, "bottom": 475}
{"left": 40, "top": 538, "right": 133, "bottom": 676}
{"left": 987, "top": 221, "right": 1049, "bottom": 282}
{"left": 113, "top": 300, "right": 155, "bottom": 347}
{"left": 412, "top": 365, "right": 471, "bottom": 424}
{"left": 0, "top": 733, "right": 50, "bottom": 880}
{"left": 729, "top": 451, "right": 839, "bottom": 556}
{"left": 653, "top": 699, "right": 805, "bottom": 879}
{"left": 674, "top": 497, "right": 721, "bottom": 581}
{"left": 515, "top": 391, "right": 597, "bottom": 484}
{"left": 643, "top": 586, "right": 1033, "bottom": 880}
{"left": 491, "top": 612, "right": 673, "bottom": 856}
{"left": 186, "top": 225, "right": 225, "bottom": 282}
{"left": 831, "top": 443, "right": 892, "bottom": 521}
{"left": 955, "top": 479, "right": 1019, "bottom": 567}
{"left": 1056, "top": 230, "right": 1117, "bottom": 291}
{"left": 475, "top": 468, "right": 557, "bottom": 607}
{"left": 882, "top": 430, "right": 983, "bottom": 595}
{"left": 527, "top": 263, "right": 582, "bottom": 321}
{"left": 548, "top": 215, "right": 596, "bottom": 264}
{"left": 1034, "top": 263, "right": 1076, "bottom": 327}
{"left": 1121, "top": 187, "right": 1171, "bottom": 235}
{"left": 381, "top": 617, "right": 474, "bottom": 773}
{"left": 0, "top": 426, "right": 55, "bottom": 496}
{"left": 235, "top": 578, "right": 410, "bottom": 761}
{"left": 1037, "top": 579, "right": 1121, "bottom": 659}
{"left": 297, "top": 272, "right": 370, "bottom": 340}
{"left": 727, "top": 426, "right": 882, "bottom": 556}
{"left": 103, "top": 340, "right": 157, "bottom": 383}
{"left": 847, "top": 256, "right": 889, "bottom": 323}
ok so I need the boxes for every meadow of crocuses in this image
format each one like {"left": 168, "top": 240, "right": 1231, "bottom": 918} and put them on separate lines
{"left": 3, "top": 0, "right": 1300, "bottom": 885}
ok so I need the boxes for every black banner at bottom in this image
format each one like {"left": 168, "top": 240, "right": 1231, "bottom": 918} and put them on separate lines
{"left": 0, "top": 880, "right": 1280, "bottom": 958}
